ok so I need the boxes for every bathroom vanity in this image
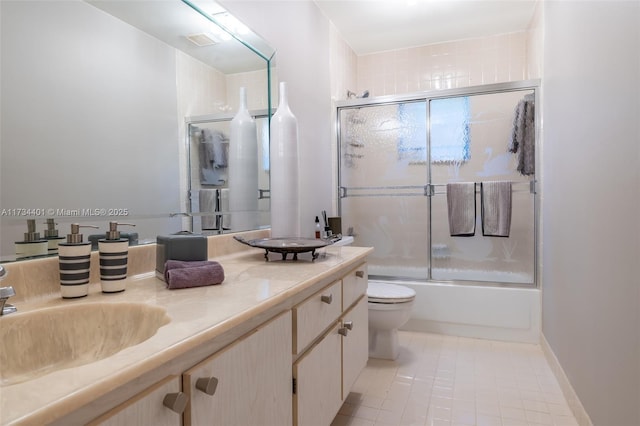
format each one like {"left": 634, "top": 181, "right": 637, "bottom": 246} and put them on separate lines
{"left": 0, "top": 233, "right": 371, "bottom": 426}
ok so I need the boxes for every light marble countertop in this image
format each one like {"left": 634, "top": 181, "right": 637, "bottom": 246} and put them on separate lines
{"left": 0, "top": 244, "right": 372, "bottom": 425}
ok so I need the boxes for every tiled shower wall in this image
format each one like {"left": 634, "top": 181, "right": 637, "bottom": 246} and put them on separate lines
{"left": 330, "top": 26, "right": 542, "bottom": 102}
{"left": 357, "top": 32, "right": 530, "bottom": 97}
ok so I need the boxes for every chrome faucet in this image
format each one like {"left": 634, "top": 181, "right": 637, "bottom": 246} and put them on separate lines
{"left": 0, "top": 265, "right": 17, "bottom": 316}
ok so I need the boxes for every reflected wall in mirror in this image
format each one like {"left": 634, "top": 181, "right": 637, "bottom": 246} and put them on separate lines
{"left": 0, "top": 0, "right": 276, "bottom": 261}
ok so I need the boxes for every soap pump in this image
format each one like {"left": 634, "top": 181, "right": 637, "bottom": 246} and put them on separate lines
{"left": 15, "top": 219, "right": 48, "bottom": 259}
{"left": 43, "top": 218, "right": 66, "bottom": 255}
{"left": 98, "top": 221, "right": 135, "bottom": 293}
{"left": 58, "top": 223, "right": 99, "bottom": 299}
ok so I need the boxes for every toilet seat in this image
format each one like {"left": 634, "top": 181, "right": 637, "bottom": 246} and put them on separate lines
{"left": 367, "top": 282, "right": 416, "bottom": 304}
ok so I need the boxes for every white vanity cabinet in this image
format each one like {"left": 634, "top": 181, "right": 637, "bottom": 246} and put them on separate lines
{"left": 183, "top": 311, "right": 293, "bottom": 426}
{"left": 88, "top": 375, "right": 184, "bottom": 426}
{"left": 8, "top": 244, "right": 374, "bottom": 426}
{"left": 293, "top": 263, "right": 369, "bottom": 426}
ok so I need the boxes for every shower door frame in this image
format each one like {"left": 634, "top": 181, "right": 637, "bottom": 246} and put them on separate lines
{"left": 335, "top": 80, "right": 541, "bottom": 288}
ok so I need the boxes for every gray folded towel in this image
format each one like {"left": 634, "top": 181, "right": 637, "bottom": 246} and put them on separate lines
{"left": 446, "top": 182, "right": 476, "bottom": 236}
{"left": 164, "top": 260, "right": 225, "bottom": 290}
{"left": 481, "top": 181, "right": 512, "bottom": 237}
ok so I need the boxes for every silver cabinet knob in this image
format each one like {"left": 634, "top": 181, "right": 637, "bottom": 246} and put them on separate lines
{"left": 163, "top": 392, "right": 188, "bottom": 414}
{"left": 338, "top": 327, "right": 349, "bottom": 336}
{"left": 343, "top": 321, "right": 353, "bottom": 330}
{"left": 355, "top": 270, "right": 365, "bottom": 278}
{"left": 321, "top": 294, "right": 333, "bottom": 304}
{"left": 196, "top": 376, "right": 219, "bottom": 396}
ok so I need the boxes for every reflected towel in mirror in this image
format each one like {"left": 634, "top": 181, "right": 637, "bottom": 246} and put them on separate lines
{"left": 199, "top": 189, "right": 219, "bottom": 230}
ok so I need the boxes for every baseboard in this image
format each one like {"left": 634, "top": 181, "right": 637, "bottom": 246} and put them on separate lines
{"left": 540, "top": 333, "right": 593, "bottom": 426}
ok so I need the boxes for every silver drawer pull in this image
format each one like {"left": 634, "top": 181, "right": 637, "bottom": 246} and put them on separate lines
{"left": 355, "top": 270, "right": 365, "bottom": 278}
{"left": 343, "top": 321, "right": 353, "bottom": 330}
{"left": 338, "top": 327, "right": 349, "bottom": 336}
{"left": 196, "top": 376, "right": 219, "bottom": 396}
{"left": 163, "top": 392, "right": 188, "bottom": 414}
{"left": 321, "top": 294, "right": 333, "bottom": 304}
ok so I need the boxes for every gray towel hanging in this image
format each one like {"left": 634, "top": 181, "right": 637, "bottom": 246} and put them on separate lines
{"left": 481, "top": 181, "right": 512, "bottom": 237}
{"left": 446, "top": 182, "right": 476, "bottom": 236}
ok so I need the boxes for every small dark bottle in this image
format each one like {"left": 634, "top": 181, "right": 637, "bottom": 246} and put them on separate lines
{"left": 314, "top": 216, "right": 322, "bottom": 239}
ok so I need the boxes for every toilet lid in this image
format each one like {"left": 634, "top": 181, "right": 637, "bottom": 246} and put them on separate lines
{"left": 367, "top": 282, "right": 416, "bottom": 304}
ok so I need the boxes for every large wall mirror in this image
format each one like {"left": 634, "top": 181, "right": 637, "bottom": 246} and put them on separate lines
{"left": 0, "top": 0, "right": 276, "bottom": 261}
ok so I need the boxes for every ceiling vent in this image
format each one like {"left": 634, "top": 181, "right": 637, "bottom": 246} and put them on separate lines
{"left": 186, "top": 33, "right": 220, "bottom": 47}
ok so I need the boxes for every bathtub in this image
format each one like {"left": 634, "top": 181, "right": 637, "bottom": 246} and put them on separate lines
{"left": 369, "top": 274, "right": 541, "bottom": 344}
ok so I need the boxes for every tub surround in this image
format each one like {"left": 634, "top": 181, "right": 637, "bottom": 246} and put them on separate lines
{"left": 398, "top": 280, "right": 541, "bottom": 344}
{"left": 0, "top": 231, "right": 372, "bottom": 425}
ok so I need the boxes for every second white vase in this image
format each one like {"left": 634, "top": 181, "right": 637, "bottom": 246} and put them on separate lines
{"left": 229, "top": 87, "right": 259, "bottom": 232}
{"left": 269, "top": 82, "right": 300, "bottom": 238}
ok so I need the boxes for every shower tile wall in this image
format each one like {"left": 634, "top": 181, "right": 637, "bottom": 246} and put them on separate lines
{"left": 330, "top": 22, "right": 359, "bottom": 102}
{"left": 356, "top": 32, "right": 534, "bottom": 98}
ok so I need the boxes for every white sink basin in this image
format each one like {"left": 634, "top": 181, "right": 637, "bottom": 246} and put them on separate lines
{"left": 0, "top": 302, "right": 170, "bottom": 386}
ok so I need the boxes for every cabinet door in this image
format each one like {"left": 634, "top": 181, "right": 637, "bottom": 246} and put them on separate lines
{"left": 341, "top": 296, "right": 369, "bottom": 399}
{"left": 342, "top": 263, "right": 368, "bottom": 311}
{"left": 293, "top": 322, "right": 342, "bottom": 426}
{"left": 88, "top": 376, "right": 183, "bottom": 426}
{"left": 184, "top": 311, "right": 292, "bottom": 426}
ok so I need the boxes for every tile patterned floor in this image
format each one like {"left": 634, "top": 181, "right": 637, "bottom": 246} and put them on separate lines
{"left": 332, "top": 331, "right": 579, "bottom": 426}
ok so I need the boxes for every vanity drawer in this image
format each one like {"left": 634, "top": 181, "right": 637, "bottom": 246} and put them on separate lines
{"left": 342, "top": 263, "right": 368, "bottom": 311}
{"left": 293, "top": 280, "right": 342, "bottom": 354}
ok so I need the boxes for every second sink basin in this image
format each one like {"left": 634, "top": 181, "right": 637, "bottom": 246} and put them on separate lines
{"left": 0, "top": 302, "right": 170, "bottom": 386}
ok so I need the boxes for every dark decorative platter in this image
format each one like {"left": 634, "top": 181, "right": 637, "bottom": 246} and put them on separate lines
{"left": 234, "top": 236, "right": 330, "bottom": 261}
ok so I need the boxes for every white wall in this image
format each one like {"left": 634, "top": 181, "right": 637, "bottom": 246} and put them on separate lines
{"left": 221, "top": 0, "right": 333, "bottom": 239}
{"left": 542, "top": 2, "right": 640, "bottom": 425}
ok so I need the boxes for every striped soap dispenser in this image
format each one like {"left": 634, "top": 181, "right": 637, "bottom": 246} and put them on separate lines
{"left": 58, "top": 223, "right": 98, "bottom": 298}
{"left": 98, "top": 221, "right": 135, "bottom": 293}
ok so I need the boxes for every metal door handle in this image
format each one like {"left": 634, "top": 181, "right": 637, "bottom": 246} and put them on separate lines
{"left": 355, "top": 270, "right": 365, "bottom": 278}
{"left": 343, "top": 321, "right": 353, "bottom": 330}
{"left": 321, "top": 294, "right": 333, "bottom": 304}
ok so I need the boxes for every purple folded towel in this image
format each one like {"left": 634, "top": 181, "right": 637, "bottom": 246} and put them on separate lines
{"left": 164, "top": 260, "right": 225, "bottom": 290}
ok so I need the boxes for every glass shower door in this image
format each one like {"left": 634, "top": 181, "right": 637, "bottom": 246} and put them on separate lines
{"left": 429, "top": 91, "right": 535, "bottom": 285}
{"left": 338, "top": 101, "right": 429, "bottom": 280}
{"left": 337, "top": 87, "right": 537, "bottom": 286}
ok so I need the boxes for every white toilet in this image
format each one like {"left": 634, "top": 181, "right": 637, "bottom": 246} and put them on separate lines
{"left": 367, "top": 282, "right": 416, "bottom": 360}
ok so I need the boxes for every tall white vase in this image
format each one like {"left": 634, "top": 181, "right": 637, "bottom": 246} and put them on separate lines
{"left": 229, "top": 87, "right": 259, "bottom": 232}
{"left": 269, "top": 81, "right": 300, "bottom": 238}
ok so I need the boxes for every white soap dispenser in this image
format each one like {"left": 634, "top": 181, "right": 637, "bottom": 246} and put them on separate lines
{"left": 58, "top": 223, "right": 98, "bottom": 298}
{"left": 98, "top": 221, "right": 135, "bottom": 293}
{"left": 14, "top": 219, "right": 48, "bottom": 259}
{"left": 43, "top": 218, "right": 66, "bottom": 255}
